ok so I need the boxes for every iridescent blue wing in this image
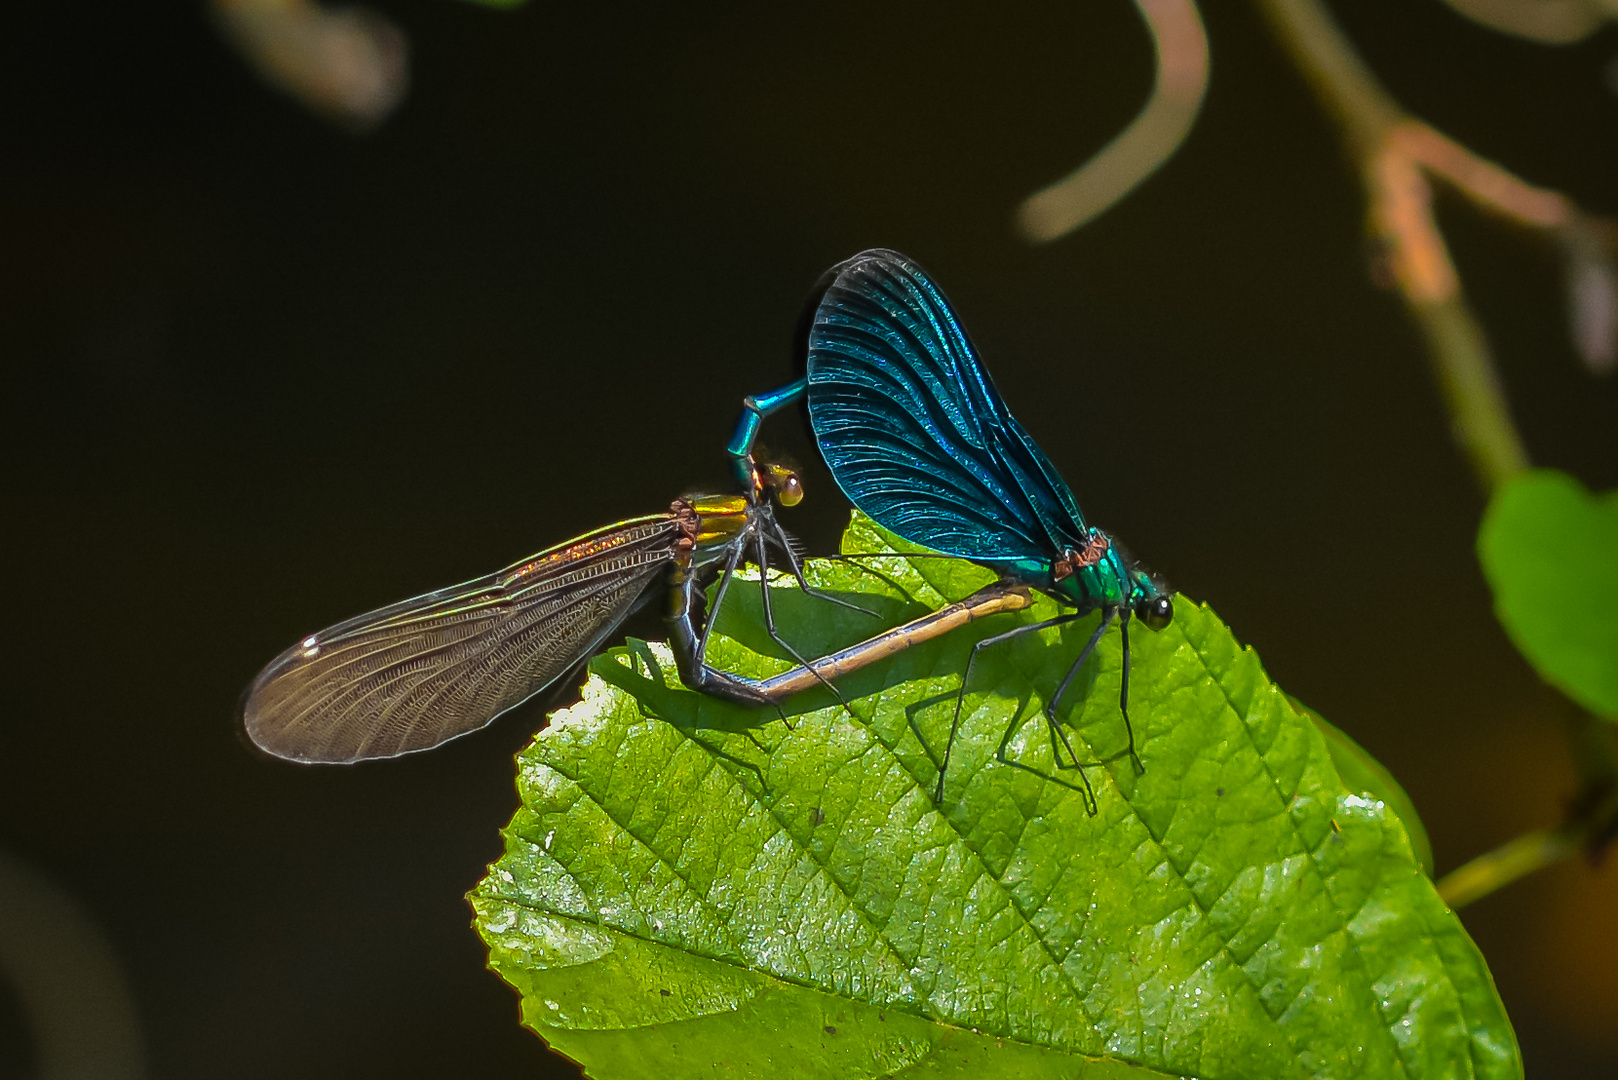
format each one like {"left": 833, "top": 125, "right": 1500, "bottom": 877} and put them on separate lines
{"left": 805, "top": 249, "right": 1089, "bottom": 565}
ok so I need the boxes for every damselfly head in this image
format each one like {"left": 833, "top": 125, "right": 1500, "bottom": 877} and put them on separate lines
{"left": 760, "top": 462, "right": 803, "bottom": 507}
{"left": 1132, "top": 574, "right": 1174, "bottom": 631}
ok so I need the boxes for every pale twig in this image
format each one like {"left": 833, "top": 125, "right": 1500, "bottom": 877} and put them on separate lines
{"left": 212, "top": 0, "right": 409, "bottom": 130}
{"left": 1434, "top": 0, "right": 1609, "bottom": 46}
{"left": 1389, "top": 121, "right": 1617, "bottom": 375}
{"left": 1252, "top": 0, "right": 1548, "bottom": 492}
{"left": 1391, "top": 122, "right": 1571, "bottom": 229}
{"left": 1437, "top": 717, "right": 1618, "bottom": 910}
{"left": 1017, "top": 0, "right": 1209, "bottom": 242}
{"left": 1255, "top": 0, "right": 1618, "bottom": 907}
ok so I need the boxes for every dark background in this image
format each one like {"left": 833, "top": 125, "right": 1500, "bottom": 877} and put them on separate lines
{"left": 2, "top": 1, "right": 1616, "bottom": 1076}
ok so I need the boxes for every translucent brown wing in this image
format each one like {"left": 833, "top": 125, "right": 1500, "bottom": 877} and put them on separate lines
{"left": 242, "top": 514, "right": 683, "bottom": 763}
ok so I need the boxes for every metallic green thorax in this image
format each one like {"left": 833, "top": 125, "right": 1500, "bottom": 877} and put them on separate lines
{"left": 992, "top": 536, "right": 1163, "bottom": 618}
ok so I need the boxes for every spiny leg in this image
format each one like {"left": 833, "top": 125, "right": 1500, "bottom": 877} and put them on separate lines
{"left": 937, "top": 612, "right": 1085, "bottom": 804}
{"left": 1047, "top": 607, "right": 1144, "bottom": 777}
{"left": 767, "top": 517, "right": 880, "bottom": 618}
{"left": 815, "top": 554, "right": 920, "bottom": 606}
{"left": 819, "top": 551, "right": 974, "bottom": 613}
{"left": 752, "top": 529, "right": 852, "bottom": 711}
{"left": 699, "top": 533, "right": 749, "bottom": 660}
{"left": 1118, "top": 612, "right": 1143, "bottom": 775}
{"left": 1048, "top": 608, "right": 1115, "bottom": 725}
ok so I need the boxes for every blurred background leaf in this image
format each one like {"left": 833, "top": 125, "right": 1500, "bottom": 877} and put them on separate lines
{"left": 1479, "top": 469, "right": 1618, "bottom": 719}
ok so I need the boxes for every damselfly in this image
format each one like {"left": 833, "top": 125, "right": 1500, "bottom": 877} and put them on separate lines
{"left": 727, "top": 249, "right": 1174, "bottom": 806}
{"left": 240, "top": 457, "right": 1023, "bottom": 763}
{"left": 242, "top": 461, "right": 811, "bottom": 762}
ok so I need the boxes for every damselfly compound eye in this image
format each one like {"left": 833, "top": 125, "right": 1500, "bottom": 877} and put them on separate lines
{"left": 1138, "top": 595, "right": 1174, "bottom": 631}
{"left": 771, "top": 466, "right": 803, "bottom": 507}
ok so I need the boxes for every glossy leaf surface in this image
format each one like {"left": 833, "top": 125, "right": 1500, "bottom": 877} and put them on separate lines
{"left": 1293, "top": 699, "right": 1433, "bottom": 877}
{"left": 1479, "top": 469, "right": 1618, "bottom": 719}
{"left": 472, "top": 515, "right": 1516, "bottom": 1080}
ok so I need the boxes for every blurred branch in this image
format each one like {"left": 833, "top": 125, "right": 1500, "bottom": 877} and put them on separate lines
{"left": 1257, "top": 0, "right": 1618, "bottom": 910}
{"left": 1254, "top": 0, "right": 1618, "bottom": 491}
{"left": 1396, "top": 121, "right": 1618, "bottom": 374}
{"left": 213, "top": 0, "right": 409, "bottom": 131}
{"left": 1391, "top": 122, "right": 1570, "bottom": 228}
{"left": 1017, "top": 0, "right": 1209, "bottom": 242}
{"left": 1254, "top": 0, "right": 1527, "bottom": 492}
{"left": 0, "top": 849, "right": 146, "bottom": 1080}
{"left": 1439, "top": 708, "right": 1618, "bottom": 909}
{"left": 1437, "top": 827, "right": 1581, "bottom": 908}
{"left": 1435, "top": 0, "right": 1612, "bottom": 45}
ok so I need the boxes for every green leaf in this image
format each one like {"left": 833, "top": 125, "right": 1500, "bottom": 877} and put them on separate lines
{"left": 1478, "top": 468, "right": 1618, "bottom": 719}
{"left": 471, "top": 514, "right": 1518, "bottom": 1080}
{"left": 1292, "top": 699, "right": 1434, "bottom": 877}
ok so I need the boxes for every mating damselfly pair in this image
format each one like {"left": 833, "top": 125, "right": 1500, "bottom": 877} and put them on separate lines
{"left": 242, "top": 250, "right": 1172, "bottom": 805}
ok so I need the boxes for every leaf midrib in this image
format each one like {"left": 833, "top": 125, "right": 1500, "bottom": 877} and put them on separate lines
{"left": 513, "top": 597, "right": 1435, "bottom": 1080}
{"left": 842, "top": 599, "right": 1407, "bottom": 1080}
